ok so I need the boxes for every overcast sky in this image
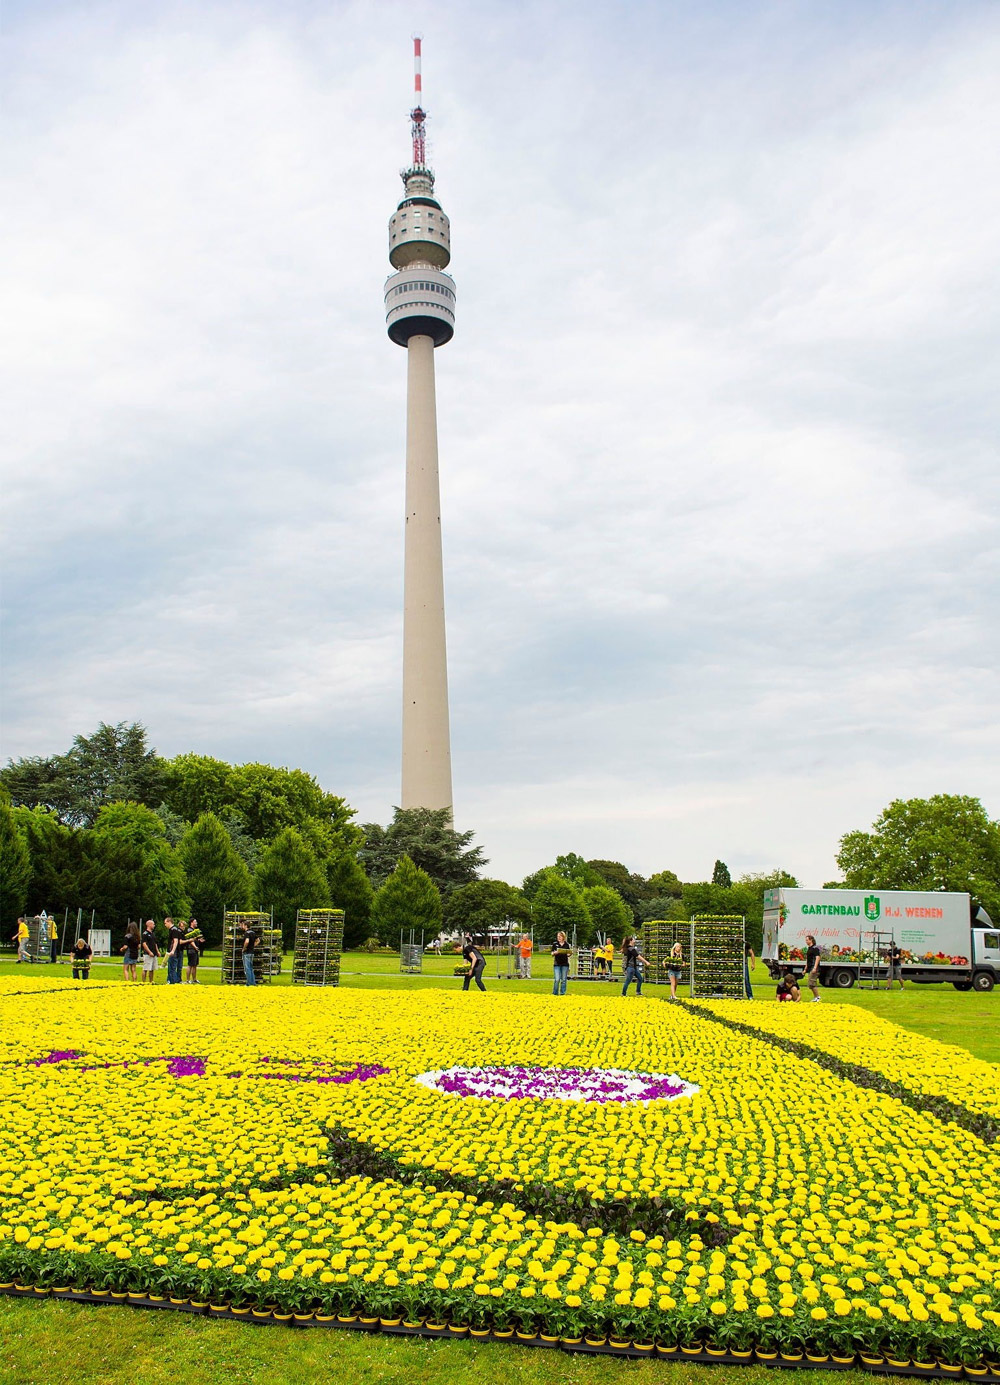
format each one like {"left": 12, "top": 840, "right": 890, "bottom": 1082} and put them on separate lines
{"left": 3, "top": 0, "right": 998, "bottom": 887}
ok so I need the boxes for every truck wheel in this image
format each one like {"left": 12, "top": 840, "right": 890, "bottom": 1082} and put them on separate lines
{"left": 953, "top": 979, "right": 973, "bottom": 992}
{"left": 972, "top": 972, "right": 995, "bottom": 993}
{"left": 831, "top": 969, "right": 855, "bottom": 989}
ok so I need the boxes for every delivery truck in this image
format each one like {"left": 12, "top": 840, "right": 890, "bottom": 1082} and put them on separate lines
{"left": 762, "top": 887, "right": 998, "bottom": 992}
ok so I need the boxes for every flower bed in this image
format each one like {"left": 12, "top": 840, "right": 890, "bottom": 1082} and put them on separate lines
{"left": 1, "top": 986, "right": 998, "bottom": 1366}
{"left": 700, "top": 999, "right": 1000, "bottom": 1121}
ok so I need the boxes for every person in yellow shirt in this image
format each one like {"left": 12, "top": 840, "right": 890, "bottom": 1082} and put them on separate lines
{"left": 48, "top": 916, "right": 58, "bottom": 964}
{"left": 602, "top": 940, "right": 615, "bottom": 979}
{"left": 12, "top": 918, "right": 30, "bottom": 963}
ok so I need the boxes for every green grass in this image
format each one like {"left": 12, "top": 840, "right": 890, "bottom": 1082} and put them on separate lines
{"left": 3, "top": 952, "right": 996, "bottom": 1060}
{"left": 0, "top": 1298, "right": 873, "bottom": 1385}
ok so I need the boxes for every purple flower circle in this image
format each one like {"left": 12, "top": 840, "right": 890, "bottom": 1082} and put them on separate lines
{"left": 415, "top": 1065, "right": 698, "bottom": 1103}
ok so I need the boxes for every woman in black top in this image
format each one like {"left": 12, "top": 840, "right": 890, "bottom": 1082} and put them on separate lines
{"left": 804, "top": 934, "right": 822, "bottom": 1002}
{"left": 120, "top": 923, "right": 141, "bottom": 982}
{"left": 71, "top": 936, "right": 92, "bottom": 981}
{"left": 184, "top": 923, "right": 204, "bottom": 984}
{"left": 461, "top": 934, "right": 486, "bottom": 992}
{"left": 551, "top": 932, "right": 571, "bottom": 995}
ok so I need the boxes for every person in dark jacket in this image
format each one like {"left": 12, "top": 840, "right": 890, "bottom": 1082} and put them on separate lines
{"left": 551, "top": 932, "right": 571, "bottom": 996}
{"left": 461, "top": 934, "right": 486, "bottom": 992}
{"left": 621, "top": 936, "right": 649, "bottom": 996}
{"left": 71, "top": 935, "right": 93, "bottom": 981}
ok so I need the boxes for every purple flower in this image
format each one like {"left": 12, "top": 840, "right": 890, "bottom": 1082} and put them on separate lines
{"left": 417, "top": 1065, "right": 697, "bottom": 1104}
{"left": 31, "top": 1049, "right": 82, "bottom": 1066}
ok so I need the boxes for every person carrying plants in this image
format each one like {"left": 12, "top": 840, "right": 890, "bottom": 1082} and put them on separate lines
{"left": 621, "top": 935, "right": 648, "bottom": 996}
{"left": 804, "top": 934, "right": 822, "bottom": 1002}
{"left": 517, "top": 933, "right": 533, "bottom": 979}
{"left": 461, "top": 933, "right": 486, "bottom": 992}
{"left": 551, "top": 931, "right": 571, "bottom": 995}
{"left": 71, "top": 934, "right": 92, "bottom": 981}
{"left": 666, "top": 940, "right": 683, "bottom": 1000}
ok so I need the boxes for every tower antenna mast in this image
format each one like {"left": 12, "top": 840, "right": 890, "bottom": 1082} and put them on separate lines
{"left": 410, "top": 35, "right": 426, "bottom": 168}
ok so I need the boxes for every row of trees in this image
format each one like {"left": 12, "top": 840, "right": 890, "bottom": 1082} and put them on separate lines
{"left": 2, "top": 723, "right": 998, "bottom": 949}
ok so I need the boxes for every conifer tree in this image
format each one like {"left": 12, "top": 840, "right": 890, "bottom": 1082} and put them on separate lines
{"left": 252, "top": 827, "right": 329, "bottom": 945}
{"left": 178, "top": 812, "right": 252, "bottom": 946}
{"left": 370, "top": 854, "right": 441, "bottom": 947}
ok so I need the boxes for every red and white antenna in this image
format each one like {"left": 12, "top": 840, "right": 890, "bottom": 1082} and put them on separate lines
{"left": 410, "top": 35, "right": 426, "bottom": 168}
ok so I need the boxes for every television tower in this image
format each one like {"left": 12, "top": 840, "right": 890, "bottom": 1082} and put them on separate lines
{"left": 384, "top": 37, "right": 456, "bottom": 814}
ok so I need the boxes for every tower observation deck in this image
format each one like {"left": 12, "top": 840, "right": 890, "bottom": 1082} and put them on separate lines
{"left": 385, "top": 38, "right": 455, "bottom": 814}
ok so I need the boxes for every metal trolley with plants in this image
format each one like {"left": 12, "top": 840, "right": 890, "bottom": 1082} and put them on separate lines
{"left": 292, "top": 909, "right": 345, "bottom": 987}
{"left": 222, "top": 910, "right": 281, "bottom": 985}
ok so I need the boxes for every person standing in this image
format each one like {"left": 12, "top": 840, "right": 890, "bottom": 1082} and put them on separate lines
{"left": 184, "top": 921, "right": 203, "bottom": 983}
{"left": 744, "top": 942, "right": 756, "bottom": 999}
{"left": 621, "top": 935, "right": 648, "bottom": 996}
{"left": 888, "top": 940, "right": 905, "bottom": 991}
{"left": 165, "top": 917, "right": 184, "bottom": 986}
{"left": 461, "top": 933, "right": 486, "bottom": 992}
{"left": 517, "top": 934, "right": 533, "bottom": 979}
{"left": 120, "top": 923, "right": 141, "bottom": 982}
{"left": 71, "top": 934, "right": 93, "bottom": 980}
{"left": 804, "top": 935, "right": 822, "bottom": 1002}
{"left": 593, "top": 940, "right": 606, "bottom": 978}
{"left": 48, "top": 916, "right": 59, "bottom": 964}
{"left": 140, "top": 920, "right": 159, "bottom": 984}
{"left": 551, "top": 932, "right": 571, "bottom": 996}
{"left": 603, "top": 939, "right": 615, "bottom": 979}
{"left": 241, "top": 922, "right": 258, "bottom": 987}
{"left": 666, "top": 940, "right": 683, "bottom": 1000}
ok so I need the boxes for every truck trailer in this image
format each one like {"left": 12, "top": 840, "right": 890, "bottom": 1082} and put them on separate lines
{"left": 762, "top": 887, "right": 998, "bottom": 992}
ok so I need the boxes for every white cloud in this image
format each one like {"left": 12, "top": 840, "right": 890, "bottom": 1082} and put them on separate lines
{"left": 2, "top": 0, "right": 998, "bottom": 887}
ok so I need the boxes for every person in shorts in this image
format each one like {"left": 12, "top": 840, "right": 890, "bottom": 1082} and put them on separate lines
{"left": 141, "top": 920, "right": 159, "bottom": 984}
{"left": 120, "top": 923, "right": 141, "bottom": 981}
{"left": 12, "top": 917, "right": 30, "bottom": 963}
{"left": 184, "top": 922, "right": 204, "bottom": 983}
{"left": 888, "top": 940, "right": 905, "bottom": 991}
{"left": 667, "top": 940, "right": 683, "bottom": 1000}
{"left": 804, "top": 935, "right": 822, "bottom": 1002}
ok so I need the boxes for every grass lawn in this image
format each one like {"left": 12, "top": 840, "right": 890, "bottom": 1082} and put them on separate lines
{"left": 0, "top": 1298, "right": 870, "bottom": 1385}
{"left": 4, "top": 951, "right": 997, "bottom": 1060}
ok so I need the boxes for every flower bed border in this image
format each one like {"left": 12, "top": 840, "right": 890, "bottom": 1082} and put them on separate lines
{"left": 1, "top": 1282, "right": 996, "bottom": 1377}
{"left": 681, "top": 1003, "right": 999, "bottom": 1144}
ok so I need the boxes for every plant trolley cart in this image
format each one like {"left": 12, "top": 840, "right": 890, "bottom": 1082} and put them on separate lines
{"left": 222, "top": 911, "right": 281, "bottom": 985}
{"left": 292, "top": 909, "right": 345, "bottom": 987}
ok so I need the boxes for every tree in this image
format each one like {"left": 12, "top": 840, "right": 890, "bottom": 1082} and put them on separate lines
{"left": 585, "top": 861, "right": 653, "bottom": 915}
{"left": 836, "top": 795, "right": 1000, "bottom": 919}
{"left": 712, "top": 860, "right": 732, "bottom": 888}
{"left": 1, "top": 722, "right": 166, "bottom": 827}
{"left": 360, "top": 808, "right": 486, "bottom": 893}
{"left": 326, "top": 850, "right": 374, "bottom": 950}
{"left": 443, "top": 879, "right": 531, "bottom": 936}
{"left": 580, "top": 884, "right": 632, "bottom": 945}
{"left": 0, "top": 802, "right": 31, "bottom": 933}
{"left": 11, "top": 806, "right": 79, "bottom": 917}
{"left": 177, "top": 813, "right": 252, "bottom": 946}
{"left": 370, "top": 855, "right": 442, "bottom": 947}
{"left": 78, "top": 802, "right": 190, "bottom": 927}
{"left": 161, "top": 755, "right": 361, "bottom": 855}
{"left": 252, "top": 828, "right": 330, "bottom": 946}
{"left": 635, "top": 895, "right": 688, "bottom": 924}
{"left": 532, "top": 871, "right": 590, "bottom": 945}
{"left": 647, "top": 869, "right": 683, "bottom": 899}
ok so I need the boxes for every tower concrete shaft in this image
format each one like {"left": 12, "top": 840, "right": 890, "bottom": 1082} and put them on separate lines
{"left": 384, "top": 39, "right": 456, "bottom": 814}
{"left": 401, "top": 333, "right": 452, "bottom": 811}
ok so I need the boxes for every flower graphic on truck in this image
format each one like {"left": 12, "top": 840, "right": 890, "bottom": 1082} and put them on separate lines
{"left": 864, "top": 895, "right": 881, "bottom": 921}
